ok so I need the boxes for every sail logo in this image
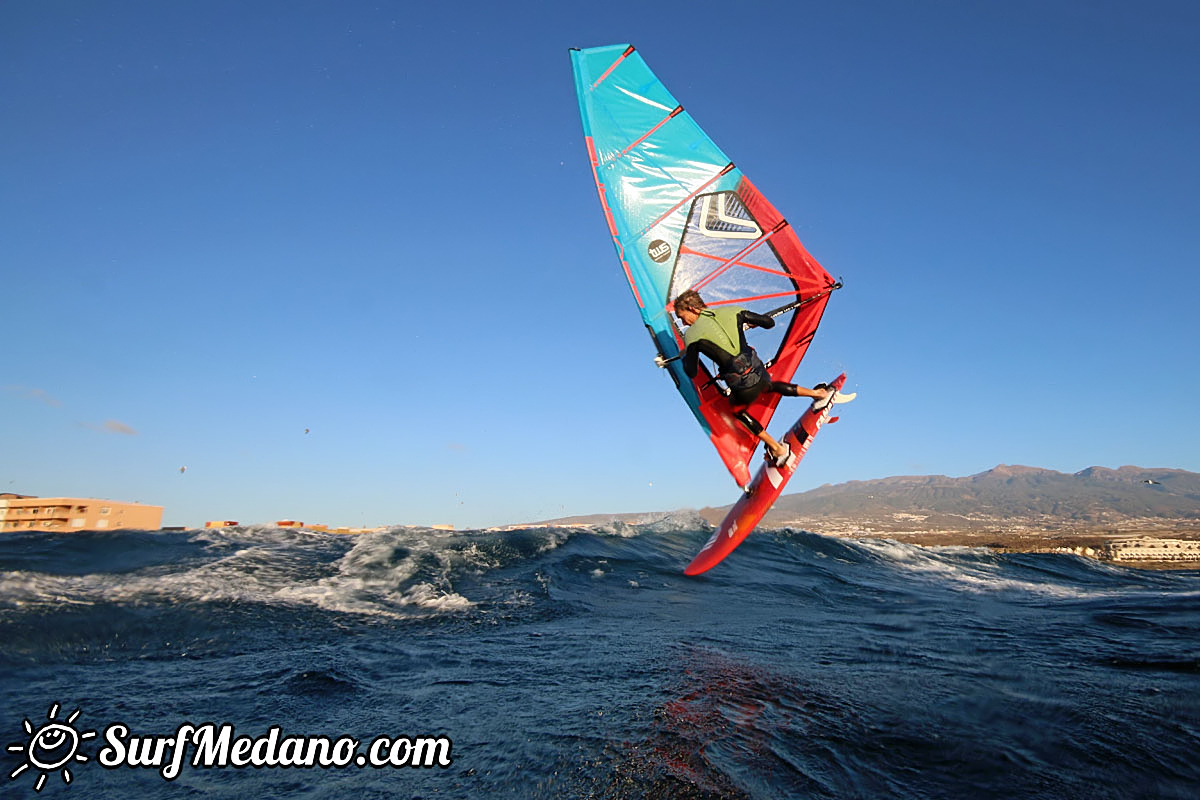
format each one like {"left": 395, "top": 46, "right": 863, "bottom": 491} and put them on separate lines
{"left": 697, "top": 193, "right": 761, "bottom": 239}
{"left": 648, "top": 239, "right": 672, "bottom": 263}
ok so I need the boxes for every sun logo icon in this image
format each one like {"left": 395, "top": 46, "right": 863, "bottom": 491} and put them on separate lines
{"left": 6, "top": 703, "right": 96, "bottom": 792}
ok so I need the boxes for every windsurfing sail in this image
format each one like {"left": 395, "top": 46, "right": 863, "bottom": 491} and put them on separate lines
{"left": 570, "top": 44, "right": 839, "bottom": 487}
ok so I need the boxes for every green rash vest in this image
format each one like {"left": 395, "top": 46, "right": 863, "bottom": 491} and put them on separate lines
{"left": 683, "top": 306, "right": 745, "bottom": 357}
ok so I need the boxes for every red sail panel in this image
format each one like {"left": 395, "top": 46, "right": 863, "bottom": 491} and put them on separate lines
{"left": 672, "top": 176, "right": 836, "bottom": 484}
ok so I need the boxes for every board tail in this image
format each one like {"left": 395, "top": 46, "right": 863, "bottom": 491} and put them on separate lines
{"left": 685, "top": 373, "right": 847, "bottom": 575}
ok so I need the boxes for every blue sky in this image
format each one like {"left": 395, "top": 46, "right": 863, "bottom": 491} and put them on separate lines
{"left": 3, "top": 0, "right": 1197, "bottom": 529}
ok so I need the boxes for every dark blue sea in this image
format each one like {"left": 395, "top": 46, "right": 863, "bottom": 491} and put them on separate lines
{"left": 2, "top": 519, "right": 1198, "bottom": 799}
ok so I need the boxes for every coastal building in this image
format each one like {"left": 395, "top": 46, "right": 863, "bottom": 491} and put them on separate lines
{"left": 0, "top": 493, "right": 163, "bottom": 532}
{"left": 1106, "top": 537, "right": 1200, "bottom": 563}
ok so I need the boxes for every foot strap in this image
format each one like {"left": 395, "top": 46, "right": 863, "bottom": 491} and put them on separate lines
{"left": 770, "top": 443, "right": 792, "bottom": 468}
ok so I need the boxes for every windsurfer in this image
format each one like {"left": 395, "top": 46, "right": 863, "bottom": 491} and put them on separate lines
{"left": 673, "top": 289, "right": 834, "bottom": 466}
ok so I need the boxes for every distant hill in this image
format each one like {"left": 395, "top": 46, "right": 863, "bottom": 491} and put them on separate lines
{"left": 750, "top": 465, "right": 1200, "bottom": 530}
{"left": 536, "top": 466, "right": 1200, "bottom": 532}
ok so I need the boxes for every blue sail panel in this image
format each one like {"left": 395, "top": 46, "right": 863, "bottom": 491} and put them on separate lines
{"left": 571, "top": 45, "right": 736, "bottom": 325}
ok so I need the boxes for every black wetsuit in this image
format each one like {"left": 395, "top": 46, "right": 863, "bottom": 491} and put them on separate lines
{"left": 681, "top": 308, "right": 802, "bottom": 435}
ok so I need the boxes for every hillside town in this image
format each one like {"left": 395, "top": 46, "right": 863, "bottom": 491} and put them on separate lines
{"left": 0, "top": 493, "right": 451, "bottom": 536}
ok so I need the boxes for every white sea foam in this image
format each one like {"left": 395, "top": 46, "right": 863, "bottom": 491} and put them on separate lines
{"left": 847, "top": 538, "right": 1123, "bottom": 599}
{"left": 588, "top": 509, "right": 711, "bottom": 538}
{"left": 0, "top": 527, "right": 504, "bottom": 619}
{"left": 273, "top": 527, "right": 475, "bottom": 617}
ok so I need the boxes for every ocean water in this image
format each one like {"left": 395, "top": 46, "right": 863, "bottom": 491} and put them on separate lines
{"left": 1, "top": 518, "right": 1198, "bottom": 799}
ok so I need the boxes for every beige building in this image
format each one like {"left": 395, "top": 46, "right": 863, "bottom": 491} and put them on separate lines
{"left": 1107, "top": 536, "right": 1200, "bottom": 563}
{"left": 0, "top": 493, "right": 163, "bottom": 532}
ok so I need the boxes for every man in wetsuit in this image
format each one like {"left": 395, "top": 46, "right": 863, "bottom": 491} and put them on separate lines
{"left": 673, "top": 289, "right": 835, "bottom": 466}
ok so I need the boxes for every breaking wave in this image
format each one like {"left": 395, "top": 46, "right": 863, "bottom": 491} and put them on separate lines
{"left": 1, "top": 516, "right": 1191, "bottom": 623}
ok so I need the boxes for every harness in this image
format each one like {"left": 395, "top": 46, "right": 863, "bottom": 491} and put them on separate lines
{"left": 724, "top": 349, "right": 769, "bottom": 393}
{"left": 685, "top": 308, "right": 769, "bottom": 393}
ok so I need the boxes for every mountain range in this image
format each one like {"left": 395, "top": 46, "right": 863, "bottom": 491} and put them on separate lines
{"left": 752, "top": 465, "right": 1200, "bottom": 530}
{"left": 542, "top": 466, "right": 1200, "bottom": 534}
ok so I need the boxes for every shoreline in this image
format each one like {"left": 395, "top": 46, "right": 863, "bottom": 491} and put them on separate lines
{"left": 690, "top": 507, "right": 1200, "bottom": 571}
{"left": 805, "top": 525, "right": 1200, "bottom": 571}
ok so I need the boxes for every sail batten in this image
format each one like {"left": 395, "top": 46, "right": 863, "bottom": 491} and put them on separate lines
{"left": 572, "top": 44, "right": 837, "bottom": 486}
{"left": 637, "top": 163, "right": 736, "bottom": 239}
{"left": 609, "top": 105, "right": 683, "bottom": 163}
{"left": 589, "top": 45, "right": 635, "bottom": 89}
{"left": 687, "top": 230, "right": 779, "bottom": 293}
